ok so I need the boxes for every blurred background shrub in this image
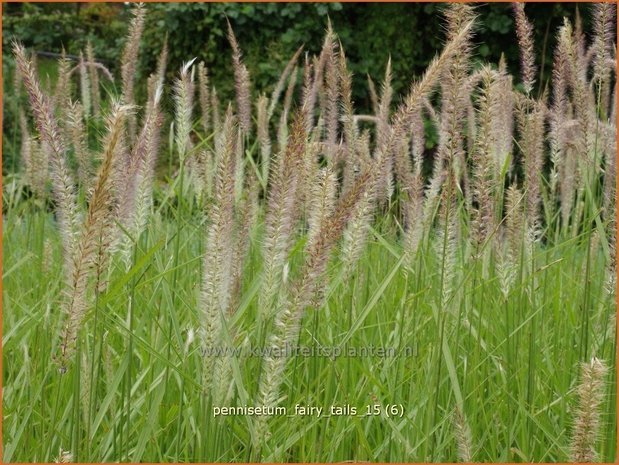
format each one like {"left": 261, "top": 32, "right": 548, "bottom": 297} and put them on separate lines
{"left": 3, "top": 2, "right": 591, "bottom": 173}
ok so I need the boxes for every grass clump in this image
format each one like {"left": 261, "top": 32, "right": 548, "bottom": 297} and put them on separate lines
{"left": 3, "top": 3, "right": 616, "bottom": 463}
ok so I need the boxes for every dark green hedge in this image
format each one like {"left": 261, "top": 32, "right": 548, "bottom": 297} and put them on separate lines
{"left": 4, "top": 2, "right": 592, "bottom": 105}
{"left": 2, "top": 2, "right": 592, "bottom": 173}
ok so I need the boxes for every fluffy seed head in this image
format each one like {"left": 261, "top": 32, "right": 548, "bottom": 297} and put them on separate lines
{"left": 570, "top": 358, "right": 608, "bottom": 462}
{"left": 512, "top": 3, "right": 537, "bottom": 94}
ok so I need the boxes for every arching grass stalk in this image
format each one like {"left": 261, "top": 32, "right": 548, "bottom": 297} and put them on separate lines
{"left": 161, "top": 61, "right": 196, "bottom": 442}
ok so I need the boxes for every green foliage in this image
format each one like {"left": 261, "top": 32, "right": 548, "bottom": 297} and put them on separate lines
{"left": 139, "top": 3, "right": 348, "bottom": 103}
{"left": 137, "top": 3, "right": 590, "bottom": 108}
{"left": 2, "top": 3, "right": 126, "bottom": 64}
{"left": 2, "top": 2, "right": 591, "bottom": 169}
{"left": 3, "top": 204, "right": 616, "bottom": 462}
{"left": 4, "top": 3, "right": 591, "bottom": 107}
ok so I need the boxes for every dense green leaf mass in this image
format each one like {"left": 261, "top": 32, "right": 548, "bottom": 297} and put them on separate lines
{"left": 3, "top": 2, "right": 590, "bottom": 104}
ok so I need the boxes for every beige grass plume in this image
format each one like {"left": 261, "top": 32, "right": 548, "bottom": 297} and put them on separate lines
{"left": 548, "top": 22, "right": 571, "bottom": 224}
{"left": 255, "top": 160, "right": 377, "bottom": 453}
{"left": 570, "top": 357, "right": 608, "bottom": 462}
{"left": 259, "top": 111, "right": 307, "bottom": 319}
{"left": 434, "top": 3, "right": 476, "bottom": 198}
{"left": 13, "top": 41, "right": 79, "bottom": 278}
{"left": 227, "top": 19, "right": 252, "bottom": 136}
{"left": 118, "top": 85, "right": 164, "bottom": 266}
{"left": 54, "top": 448, "right": 73, "bottom": 463}
{"left": 58, "top": 102, "right": 132, "bottom": 370}
{"left": 470, "top": 67, "right": 499, "bottom": 247}
{"left": 324, "top": 28, "right": 340, "bottom": 163}
{"left": 512, "top": 3, "right": 537, "bottom": 95}
{"left": 306, "top": 166, "right": 338, "bottom": 253}
{"left": 174, "top": 58, "right": 196, "bottom": 163}
{"left": 78, "top": 51, "right": 91, "bottom": 119}
{"left": 434, "top": 173, "right": 459, "bottom": 309}
{"left": 375, "top": 57, "right": 394, "bottom": 205}
{"left": 268, "top": 44, "right": 304, "bottom": 120}
{"left": 19, "top": 110, "right": 48, "bottom": 199}
{"left": 453, "top": 406, "right": 473, "bottom": 462}
{"left": 201, "top": 106, "right": 238, "bottom": 389}
{"left": 86, "top": 41, "right": 100, "bottom": 117}
{"left": 197, "top": 61, "right": 211, "bottom": 135}
{"left": 120, "top": 3, "right": 146, "bottom": 141}
{"left": 386, "top": 18, "right": 474, "bottom": 258}
{"left": 146, "top": 36, "right": 169, "bottom": 111}
{"left": 256, "top": 94, "right": 272, "bottom": 186}
{"left": 54, "top": 48, "right": 72, "bottom": 112}
{"left": 277, "top": 65, "right": 298, "bottom": 152}
{"left": 67, "top": 101, "right": 91, "bottom": 187}
{"left": 515, "top": 95, "right": 545, "bottom": 241}
{"left": 303, "top": 21, "right": 336, "bottom": 133}
{"left": 591, "top": 3, "right": 616, "bottom": 118}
